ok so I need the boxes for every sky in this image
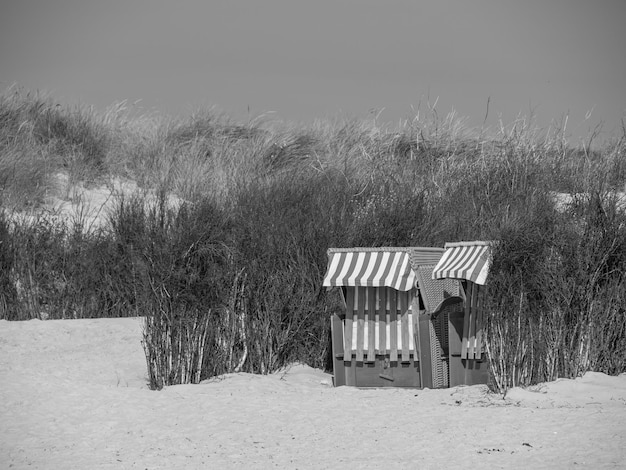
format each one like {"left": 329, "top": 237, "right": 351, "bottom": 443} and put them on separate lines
{"left": 1, "top": 0, "right": 625, "bottom": 143}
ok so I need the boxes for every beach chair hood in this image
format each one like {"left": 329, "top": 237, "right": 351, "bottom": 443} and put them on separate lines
{"left": 322, "top": 247, "right": 444, "bottom": 291}
{"left": 432, "top": 241, "right": 492, "bottom": 285}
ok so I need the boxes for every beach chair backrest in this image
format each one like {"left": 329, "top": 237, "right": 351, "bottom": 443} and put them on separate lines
{"left": 339, "top": 286, "right": 418, "bottom": 364}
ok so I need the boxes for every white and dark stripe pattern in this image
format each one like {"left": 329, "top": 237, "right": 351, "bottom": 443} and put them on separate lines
{"left": 323, "top": 249, "right": 417, "bottom": 291}
{"left": 432, "top": 241, "right": 492, "bottom": 285}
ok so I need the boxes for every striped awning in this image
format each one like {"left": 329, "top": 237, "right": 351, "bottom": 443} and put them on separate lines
{"left": 323, "top": 249, "right": 417, "bottom": 291}
{"left": 432, "top": 241, "right": 492, "bottom": 285}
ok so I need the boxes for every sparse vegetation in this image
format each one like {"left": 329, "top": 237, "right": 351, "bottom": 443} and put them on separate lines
{"left": 1, "top": 85, "right": 625, "bottom": 391}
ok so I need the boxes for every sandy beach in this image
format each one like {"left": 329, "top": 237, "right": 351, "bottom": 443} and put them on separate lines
{"left": 1, "top": 317, "right": 625, "bottom": 469}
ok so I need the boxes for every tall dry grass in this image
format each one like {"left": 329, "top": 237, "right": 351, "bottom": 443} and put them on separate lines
{"left": 1, "top": 86, "right": 625, "bottom": 390}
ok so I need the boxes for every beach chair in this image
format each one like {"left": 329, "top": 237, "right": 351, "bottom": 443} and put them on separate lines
{"left": 324, "top": 247, "right": 446, "bottom": 387}
{"left": 324, "top": 244, "right": 491, "bottom": 388}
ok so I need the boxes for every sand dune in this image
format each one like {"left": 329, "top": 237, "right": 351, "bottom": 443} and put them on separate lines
{"left": 1, "top": 317, "right": 625, "bottom": 469}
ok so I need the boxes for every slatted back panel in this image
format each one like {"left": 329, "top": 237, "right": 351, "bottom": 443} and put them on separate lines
{"left": 341, "top": 287, "right": 417, "bottom": 363}
{"left": 461, "top": 282, "right": 483, "bottom": 359}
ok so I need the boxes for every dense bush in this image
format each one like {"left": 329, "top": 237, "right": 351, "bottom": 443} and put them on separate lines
{"left": 1, "top": 86, "right": 625, "bottom": 391}
{"left": 485, "top": 186, "right": 626, "bottom": 394}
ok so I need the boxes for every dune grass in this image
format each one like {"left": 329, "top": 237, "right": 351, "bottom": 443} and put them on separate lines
{"left": 1, "top": 85, "right": 625, "bottom": 391}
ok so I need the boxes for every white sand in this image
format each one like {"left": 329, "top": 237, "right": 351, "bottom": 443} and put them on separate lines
{"left": 14, "top": 173, "right": 183, "bottom": 233}
{"left": 1, "top": 318, "right": 625, "bottom": 469}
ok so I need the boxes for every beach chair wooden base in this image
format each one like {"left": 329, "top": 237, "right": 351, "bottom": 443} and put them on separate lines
{"left": 331, "top": 311, "right": 422, "bottom": 388}
{"left": 336, "top": 356, "right": 421, "bottom": 388}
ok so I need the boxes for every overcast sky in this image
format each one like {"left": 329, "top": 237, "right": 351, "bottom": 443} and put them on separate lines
{"left": 2, "top": 0, "right": 625, "bottom": 142}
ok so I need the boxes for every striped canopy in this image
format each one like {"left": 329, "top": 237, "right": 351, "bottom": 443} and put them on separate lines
{"left": 432, "top": 241, "right": 492, "bottom": 285}
{"left": 323, "top": 249, "right": 418, "bottom": 291}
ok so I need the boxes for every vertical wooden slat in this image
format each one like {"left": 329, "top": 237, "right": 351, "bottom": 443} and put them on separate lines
{"left": 367, "top": 287, "right": 376, "bottom": 362}
{"left": 378, "top": 287, "right": 387, "bottom": 354}
{"left": 412, "top": 307, "right": 422, "bottom": 388}
{"left": 467, "top": 282, "right": 478, "bottom": 359}
{"left": 413, "top": 297, "right": 422, "bottom": 354}
{"left": 356, "top": 287, "right": 366, "bottom": 362}
{"left": 474, "top": 286, "right": 484, "bottom": 360}
{"left": 389, "top": 288, "right": 398, "bottom": 362}
{"left": 331, "top": 314, "right": 346, "bottom": 386}
{"left": 461, "top": 283, "right": 472, "bottom": 359}
{"left": 417, "top": 312, "right": 433, "bottom": 389}
{"left": 411, "top": 309, "right": 420, "bottom": 361}
{"left": 400, "top": 291, "right": 410, "bottom": 362}
{"left": 401, "top": 312, "right": 410, "bottom": 363}
{"left": 344, "top": 287, "right": 354, "bottom": 363}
